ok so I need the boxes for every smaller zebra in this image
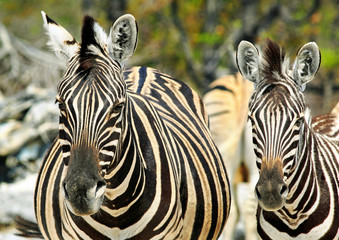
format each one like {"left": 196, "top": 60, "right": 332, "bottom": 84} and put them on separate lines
{"left": 236, "top": 39, "right": 339, "bottom": 239}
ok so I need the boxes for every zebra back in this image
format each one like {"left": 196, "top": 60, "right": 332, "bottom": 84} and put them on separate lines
{"left": 203, "top": 73, "right": 259, "bottom": 240}
{"left": 203, "top": 73, "right": 253, "bottom": 161}
{"left": 124, "top": 66, "right": 209, "bottom": 126}
{"left": 331, "top": 102, "right": 339, "bottom": 115}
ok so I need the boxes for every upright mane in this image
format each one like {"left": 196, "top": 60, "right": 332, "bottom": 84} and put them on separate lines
{"left": 261, "top": 39, "right": 287, "bottom": 82}
{"left": 79, "top": 16, "right": 107, "bottom": 70}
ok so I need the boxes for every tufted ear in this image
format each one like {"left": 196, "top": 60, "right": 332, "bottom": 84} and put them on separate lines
{"left": 41, "top": 11, "right": 80, "bottom": 61}
{"left": 293, "top": 42, "right": 320, "bottom": 91}
{"left": 108, "top": 14, "right": 138, "bottom": 63}
{"left": 236, "top": 41, "right": 260, "bottom": 83}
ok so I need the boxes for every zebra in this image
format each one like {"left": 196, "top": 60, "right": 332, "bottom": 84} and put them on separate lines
{"left": 203, "top": 74, "right": 259, "bottom": 240}
{"left": 203, "top": 73, "right": 253, "bottom": 162}
{"left": 236, "top": 39, "right": 339, "bottom": 239}
{"left": 16, "top": 12, "right": 231, "bottom": 239}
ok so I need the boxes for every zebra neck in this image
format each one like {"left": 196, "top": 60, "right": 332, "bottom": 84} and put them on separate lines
{"left": 103, "top": 106, "right": 148, "bottom": 204}
{"left": 283, "top": 126, "right": 319, "bottom": 215}
{"left": 102, "top": 95, "right": 171, "bottom": 212}
{"left": 103, "top": 126, "right": 148, "bottom": 204}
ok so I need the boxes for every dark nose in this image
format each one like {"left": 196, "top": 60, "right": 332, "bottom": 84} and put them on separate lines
{"left": 255, "top": 182, "right": 288, "bottom": 200}
{"left": 255, "top": 179, "right": 288, "bottom": 211}
{"left": 62, "top": 146, "right": 107, "bottom": 215}
{"left": 62, "top": 173, "right": 106, "bottom": 216}
{"left": 63, "top": 178, "right": 106, "bottom": 200}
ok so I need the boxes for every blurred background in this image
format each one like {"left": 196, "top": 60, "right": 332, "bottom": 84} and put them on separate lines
{"left": 0, "top": 0, "right": 338, "bottom": 239}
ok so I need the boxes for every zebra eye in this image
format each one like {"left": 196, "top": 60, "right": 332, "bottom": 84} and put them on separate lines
{"left": 248, "top": 115, "right": 255, "bottom": 125}
{"left": 55, "top": 99, "right": 66, "bottom": 112}
{"left": 295, "top": 117, "right": 303, "bottom": 128}
{"left": 58, "top": 103, "right": 66, "bottom": 112}
{"left": 248, "top": 115, "right": 258, "bottom": 132}
{"left": 111, "top": 103, "right": 124, "bottom": 114}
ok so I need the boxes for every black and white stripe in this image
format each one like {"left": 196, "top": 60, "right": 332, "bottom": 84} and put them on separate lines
{"left": 203, "top": 73, "right": 259, "bottom": 240}
{"left": 236, "top": 39, "right": 339, "bottom": 239}
{"left": 18, "top": 13, "right": 230, "bottom": 239}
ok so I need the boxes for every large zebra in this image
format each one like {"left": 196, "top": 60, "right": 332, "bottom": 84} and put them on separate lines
{"left": 203, "top": 74, "right": 259, "bottom": 240}
{"left": 236, "top": 39, "right": 339, "bottom": 239}
{"left": 17, "top": 12, "right": 231, "bottom": 239}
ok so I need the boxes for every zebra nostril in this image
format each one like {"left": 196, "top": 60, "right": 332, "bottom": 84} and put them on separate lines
{"left": 280, "top": 184, "right": 288, "bottom": 196}
{"left": 95, "top": 180, "right": 106, "bottom": 199}
{"left": 63, "top": 182, "right": 69, "bottom": 199}
{"left": 255, "top": 186, "right": 261, "bottom": 200}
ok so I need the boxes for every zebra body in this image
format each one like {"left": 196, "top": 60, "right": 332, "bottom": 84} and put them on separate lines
{"left": 32, "top": 13, "right": 230, "bottom": 239}
{"left": 236, "top": 39, "right": 339, "bottom": 239}
{"left": 203, "top": 74, "right": 259, "bottom": 240}
{"left": 203, "top": 73, "right": 253, "bottom": 159}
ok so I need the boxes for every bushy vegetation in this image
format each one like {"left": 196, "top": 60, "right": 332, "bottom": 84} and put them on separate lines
{"left": 0, "top": 0, "right": 338, "bottom": 107}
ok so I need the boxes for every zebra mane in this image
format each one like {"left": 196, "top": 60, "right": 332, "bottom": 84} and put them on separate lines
{"left": 261, "top": 39, "right": 288, "bottom": 82}
{"left": 80, "top": 16, "right": 108, "bottom": 70}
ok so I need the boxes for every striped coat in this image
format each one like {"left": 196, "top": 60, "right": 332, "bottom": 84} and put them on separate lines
{"left": 236, "top": 39, "right": 339, "bottom": 239}
{"left": 19, "top": 13, "right": 231, "bottom": 239}
{"left": 203, "top": 74, "right": 258, "bottom": 240}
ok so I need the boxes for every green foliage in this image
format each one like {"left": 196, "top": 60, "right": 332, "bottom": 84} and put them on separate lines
{"left": 321, "top": 48, "right": 339, "bottom": 69}
{"left": 1, "top": 0, "right": 339, "bottom": 87}
{"left": 197, "top": 32, "right": 223, "bottom": 45}
{"left": 0, "top": 0, "right": 83, "bottom": 43}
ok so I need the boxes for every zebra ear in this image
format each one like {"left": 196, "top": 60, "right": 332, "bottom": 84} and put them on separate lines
{"left": 108, "top": 14, "right": 138, "bottom": 62}
{"left": 41, "top": 11, "right": 80, "bottom": 61}
{"left": 293, "top": 42, "right": 320, "bottom": 91}
{"left": 236, "top": 41, "right": 260, "bottom": 83}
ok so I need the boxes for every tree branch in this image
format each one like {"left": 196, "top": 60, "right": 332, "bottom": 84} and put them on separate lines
{"left": 201, "top": 0, "right": 224, "bottom": 84}
{"left": 0, "top": 22, "right": 65, "bottom": 95}
{"left": 169, "top": 0, "right": 203, "bottom": 87}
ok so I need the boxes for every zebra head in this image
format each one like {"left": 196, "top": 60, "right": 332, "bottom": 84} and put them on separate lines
{"left": 236, "top": 39, "right": 320, "bottom": 211}
{"left": 41, "top": 12, "right": 138, "bottom": 216}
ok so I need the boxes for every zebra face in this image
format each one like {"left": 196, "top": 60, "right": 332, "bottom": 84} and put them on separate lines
{"left": 237, "top": 39, "right": 320, "bottom": 211}
{"left": 248, "top": 97, "right": 303, "bottom": 211}
{"left": 57, "top": 58, "right": 126, "bottom": 170}
{"left": 42, "top": 12, "right": 138, "bottom": 216}
{"left": 57, "top": 54, "right": 127, "bottom": 217}
{"left": 57, "top": 67, "right": 126, "bottom": 215}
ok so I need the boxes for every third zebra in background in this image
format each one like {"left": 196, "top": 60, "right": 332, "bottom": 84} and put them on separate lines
{"left": 203, "top": 73, "right": 260, "bottom": 240}
{"left": 236, "top": 39, "right": 339, "bottom": 239}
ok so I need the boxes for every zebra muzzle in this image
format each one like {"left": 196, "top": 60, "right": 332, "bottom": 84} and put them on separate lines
{"left": 255, "top": 158, "right": 288, "bottom": 211}
{"left": 62, "top": 177, "right": 106, "bottom": 216}
{"left": 61, "top": 146, "right": 107, "bottom": 216}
